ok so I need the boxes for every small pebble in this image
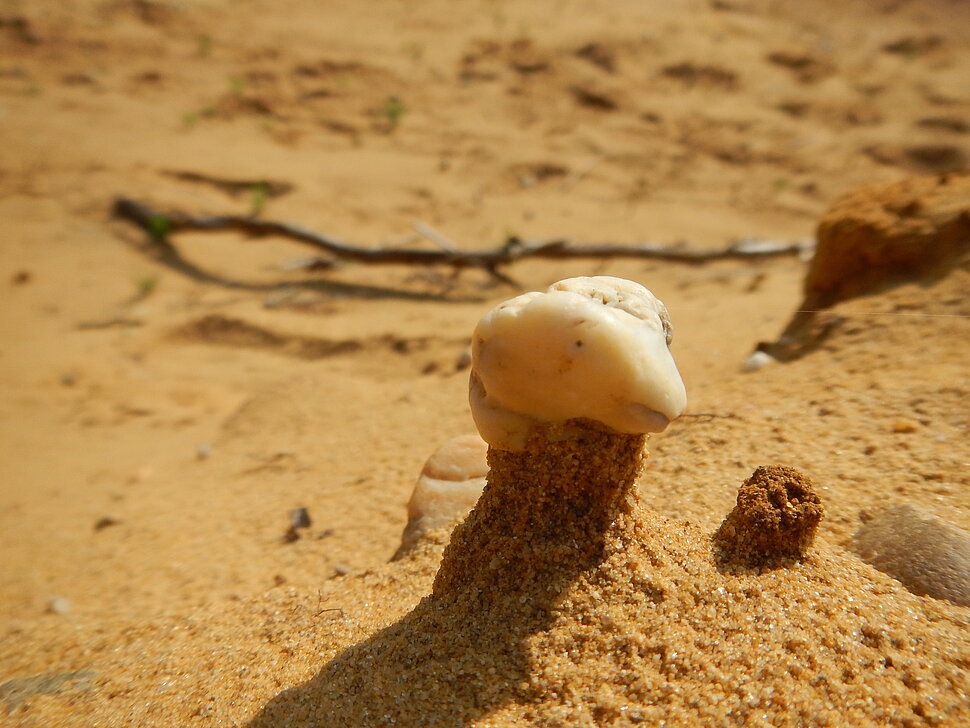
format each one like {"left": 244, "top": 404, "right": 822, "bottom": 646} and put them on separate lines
{"left": 93, "top": 516, "right": 119, "bottom": 532}
{"left": 46, "top": 597, "right": 70, "bottom": 615}
{"left": 454, "top": 349, "right": 472, "bottom": 371}
{"left": 289, "top": 507, "right": 312, "bottom": 530}
{"left": 741, "top": 350, "right": 775, "bottom": 373}
{"left": 893, "top": 419, "right": 918, "bottom": 433}
{"left": 393, "top": 434, "right": 488, "bottom": 559}
{"left": 333, "top": 563, "right": 351, "bottom": 576}
{"left": 851, "top": 503, "right": 970, "bottom": 606}
{"left": 196, "top": 443, "right": 212, "bottom": 460}
{"left": 283, "top": 508, "right": 312, "bottom": 543}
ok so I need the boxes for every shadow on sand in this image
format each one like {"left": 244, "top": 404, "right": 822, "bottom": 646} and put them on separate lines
{"left": 245, "top": 590, "right": 543, "bottom": 727}
{"left": 248, "top": 423, "right": 649, "bottom": 727}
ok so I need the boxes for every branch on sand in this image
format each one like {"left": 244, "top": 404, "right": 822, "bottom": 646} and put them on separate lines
{"left": 113, "top": 197, "right": 813, "bottom": 287}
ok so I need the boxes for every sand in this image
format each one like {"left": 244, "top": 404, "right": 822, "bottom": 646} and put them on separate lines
{"left": 1, "top": 0, "right": 969, "bottom": 725}
{"left": 247, "top": 423, "right": 968, "bottom": 727}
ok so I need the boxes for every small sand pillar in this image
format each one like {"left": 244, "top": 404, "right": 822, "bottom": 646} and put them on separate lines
{"left": 432, "top": 420, "right": 647, "bottom": 598}
{"left": 434, "top": 277, "right": 687, "bottom": 600}
{"left": 714, "top": 465, "right": 824, "bottom": 564}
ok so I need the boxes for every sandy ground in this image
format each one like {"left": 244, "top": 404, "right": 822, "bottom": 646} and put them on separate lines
{"left": 0, "top": 0, "right": 968, "bottom": 725}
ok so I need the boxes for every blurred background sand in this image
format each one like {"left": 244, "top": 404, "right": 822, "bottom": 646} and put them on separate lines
{"left": 0, "top": 0, "right": 967, "bottom": 724}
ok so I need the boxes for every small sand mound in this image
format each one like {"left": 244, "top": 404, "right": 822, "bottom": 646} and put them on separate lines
{"left": 851, "top": 503, "right": 970, "bottom": 607}
{"left": 249, "top": 422, "right": 969, "bottom": 727}
{"left": 714, "top": 465, "right": 824, "bottom": 564}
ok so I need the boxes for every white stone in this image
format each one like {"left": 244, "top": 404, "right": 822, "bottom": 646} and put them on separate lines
{"left": 395, "top": 434, "right": 489, "bottom": 558}
{"left": 470, "top": 276, "right": 687, "bottom": 450}
{"left": 46, "top": 596, "right": 70, "bottom": 614}
{"left": 406, "top": 434, "right": 488, "bottom": 530}
{"left": 741, "top": 350, "right": 775, "bottom": 373}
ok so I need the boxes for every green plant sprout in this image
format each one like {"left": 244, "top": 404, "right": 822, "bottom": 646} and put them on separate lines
{"left": 249, "top": 182, "right": 270, "bottom": 217}
{"left": 182, "top": 105, "right": 217, "bottom": 128}
{"left": 146, "top": 214, "right": 172, "bottom": 243}
{"left": 382, "top": 95, "right": 406, "bottom": 130}
{"left": 196, "top": 33, "right": 213, "bottom": 57}
{"left": 133, "top": 274, "right": 159, "bottom": 300}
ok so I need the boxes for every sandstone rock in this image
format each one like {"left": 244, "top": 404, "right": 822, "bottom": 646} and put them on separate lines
{"left": 805, "top": 172, "right": 970, "bottom": 309}
{"left": 714, "top": 465, "right": 824, "bottom": 564}
{"left": 759, "top": 172, "right": 970, "bottom": 360}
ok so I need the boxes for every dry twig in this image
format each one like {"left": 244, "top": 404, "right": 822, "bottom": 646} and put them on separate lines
{"left": 113, "top": 197, "right": 812, "bottom": 287}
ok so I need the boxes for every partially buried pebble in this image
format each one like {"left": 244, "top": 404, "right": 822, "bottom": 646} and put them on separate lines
{"left": 714, "top": 464, "right": 824, "bottom": 564}
{"left": 740, "top": 350, "right": 776, "bottom": 373}
{"left": 851, "top": 503, "right": 970, "bottom": 607}
{"left": 392, "top": 434, "right": 488, "bottom": 559}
